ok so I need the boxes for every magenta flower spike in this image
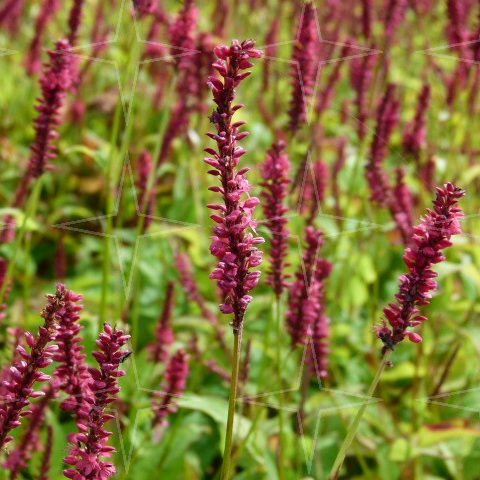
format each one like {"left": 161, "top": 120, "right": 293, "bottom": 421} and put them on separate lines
{"left": 349, "top": 46, "right": 377, "bottom": 140}
{"left": 67, "top": 0, "right": 85, "bottom": 46}
{"left": 376, "top": 183, "right": 465, "bottom": 353}
{"left": 288, "top": 1, "right": 317, "bottom": 132}
{"left": 287, "top": 226, "right": 325, "bottom": 347}
{"left": 25, "top": 0, "right": 61, "bottom": 75}
{"left": 149, "top": 282, "right": 175, "bottom": 363}
{"left": 384, "top": 0, "right": 408, "bottom": 43}
{"left": 0, "top": 286, "right": 67, "bottom": 448}
{"left": 169, "top": 0, "right": 198, "bottom": 70}
{"left": 365, "top": 83, "right": 401, "bottom": 206}
{"left": 29, "top": 39, "right": 73, "bottom": 179}
{"left": 4, "top": 385, "right": 56, "bottom": 479}
{"left": 361, "top": 0, "right": 372, "bottom": 39}
{"left": 51, "top": 284, "right": 91, "bottom": 413}
{"left": 153, "top": 349, "right": 189, "bottom": 429}
{"left": 0, "top": 0, "right": 26, "bottom": 34}
{"left": 205, "top": 39, "right": 264, "bottom": 331}
{"left": 403, "top": 83, "right": 431, "bottom": 157}
{"left": 64, "top": 324, "right": 130, "bottom": 480}
{"left": 391, "top": 167, "right": 415, "bottom": 244}
{"left": 307, "top": 258, "right": 332, "bottom": 378}
{"left": 260, "top": 140, "right": 291, "bottom": 297}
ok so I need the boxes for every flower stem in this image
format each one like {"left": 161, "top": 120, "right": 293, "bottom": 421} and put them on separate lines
{"left": 275, "top": 297, "right": 286, "bottom": 480}
{"left": 220, "top": 328, "right": 243, "bottom": 480}
{"left": 329, "top": 350, "right": 392, "bottom": 479}
{"left": 99, "top": 25, "right": 141, "bottom": 325}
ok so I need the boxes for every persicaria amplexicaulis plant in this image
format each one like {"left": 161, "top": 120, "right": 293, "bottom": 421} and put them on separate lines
{"left": 153, "top": 349, "right": 189, "bottom": 431}
{"left": 149, "top": 282, "right": 175, "bottom": 363}
{"left": 287, "top": 226, "right": 326, "bottom": 347}
{"left": 288, "top": 1, "right": 317, "bottom": 132}
{"left": 51, "top": 283, "right": 91, "bottom": 413}
{"left": 64, "top": 324, "right": 130, "bottom": 480}
{"left": 0, "top": 286, "right": 66, "bottom": 448}
{"left": 307, "top": 258, "right": 332, "bottom": 378}
{"left": 376, "top": 183, "right": 465, "bottom": 353}
{"left": 15, "top": 39, "right": 73, "bottom": 208}
{"left": 205, "top": 39, "right": 264, "bottom": 332}
{"left": 260, "top": 140, "right": 291, "bottom": 297}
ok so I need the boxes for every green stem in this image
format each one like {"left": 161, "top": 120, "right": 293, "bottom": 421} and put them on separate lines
{"left": 0, "top": 178, "right": 43, "bottom": 306}
{"left": 329, "top": 350, "right": 392, "bottom": 479}
{"left": 121, "top": 76, "right": 178, "bottom": 348}
{"left": 220, "top": 328, "right": 243, "bottom": 480}
{"left": 99, "top": 27, "right": 141, "bottom": 325}
{"left": 275, "top": 297, "right": 286, "bottom": 480}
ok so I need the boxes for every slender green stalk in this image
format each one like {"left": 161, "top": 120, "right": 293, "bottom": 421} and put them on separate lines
{"left": 329, "top": 350, "right": 392, "bottom": 479}
{"left": 220, "top": 328, "right": 243, "bottom": 480}
{"left": 0, "top": 178, "right": 43, "bottom": 306}
{"left": 99, "top": 27, "right": 141, "bottom": 325}
{"left": 121, "top": 76, "right": 178, "bottom": 348}
{"left": 275, "top": 297, "right": 286, "bottom": 480}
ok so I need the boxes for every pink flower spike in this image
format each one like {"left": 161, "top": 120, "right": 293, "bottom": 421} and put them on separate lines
{"left": 206, "top": 39, "right": 264, "bottom": 331}
{"left": 64, "top": 324, "right": 130, "bottom": 480}
{"left": 376, "top": 183, "right": 465, "bottom": 353}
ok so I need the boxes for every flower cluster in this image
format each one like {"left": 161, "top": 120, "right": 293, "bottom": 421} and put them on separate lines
{"left": 0, "top": 288, "right": 64, "bottom": 448}
{"left": 307, "top": 258, "right": 332, "bottom": 378}
{"left": 149, "top": 282, "right": 175, "bottom": 363}
{"left": 64, "top": 324, "right": 130, "bottom": 480}
{"left": 288, "top": 1, "right": 317, "bottom": 131}
{"left": 205, "top": 39, "right": 264, "bottom": 330}
{"left": 26, "top": 39, "right": 73, "bottom": 182}
{"left": 67, "top": 0, "right": 85, "bottom": 46}
{"left": 260, "top": 140, "right": 291, "bottom": 297}
{"left": 287, "top": 227, "right": 326, "bottom": 347}
{"left": 153, "top": 349, "right": 189, "bottom": 429}
{"left": 403, "top": 83, "right": 431, "bottom": 157}
{"left": 365, "top": 83, "right": 400, "bottom": 206}
{"left": 25, "top": 0, "right": 61, "bottom": 75}
{"left": 169, "top": 0, "right": 198, "bottom": 71}
{"left": 349, "top": 47, "right": 377, "bottom": 140}
{"left": 51, "top": 284, "right": 90, "bottom": 413}
{"left": 391, "top": 167, "right": 415, "bottom": 244}
{"left": 4, "top": 385, "right": 56, "bottom": 479}
{"left": 376, "top": 183, "right": 465, "bottom": 353}
{"left": 384, "top": 0, "right": 408, "bottom": 42}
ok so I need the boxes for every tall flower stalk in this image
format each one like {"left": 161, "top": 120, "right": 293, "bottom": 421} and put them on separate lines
{"left": 0, "top": 285, "right": 69, "bottom": 448}
{"left": 205, "top": 39, "right": 263, "bottom": 480}
{"left": 329, "top": 183, "right": 465, "bottom": 479}
{"left": 260, "top": 140, "right": 291, "bottom": 297}
{"left": 64, "top": 324, "right": 130, "bottom": 479}
{"left": 288, "top": 1, "right": 317, "bottom": 132}
{"left": 259, "top": 140, "right": 291, "bottom": 478}
{"left": 0, "top": 40, "right": 72, "bottom": 308}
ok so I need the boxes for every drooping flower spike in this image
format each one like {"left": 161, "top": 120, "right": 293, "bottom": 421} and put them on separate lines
{"left": 376, "top": 183, "right": 465, "bottom": 353}
{"left": 205, "top": 39, "right": 264, "bottom": 331}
